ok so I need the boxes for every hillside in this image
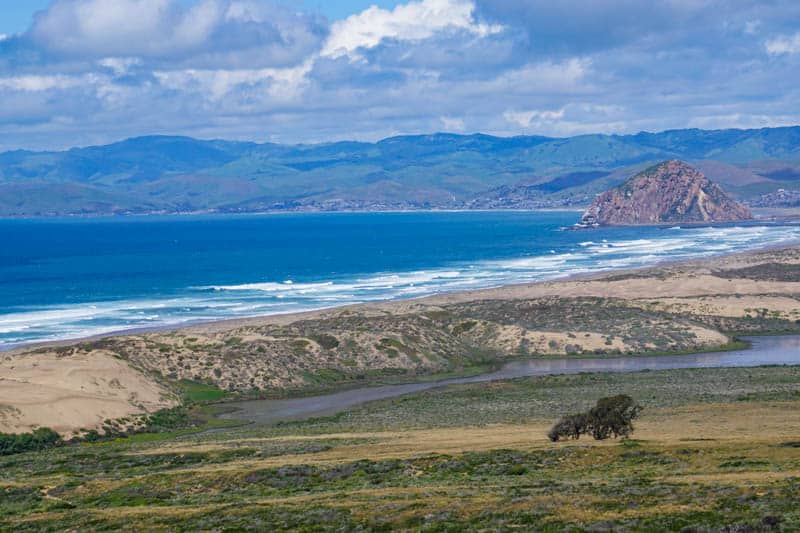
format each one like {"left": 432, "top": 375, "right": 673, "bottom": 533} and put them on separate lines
{"left": 1, "top": 127, "right": 800, "bottom": 216}
{"left": 579, "top": 160, "right": 752, "bottom": 226}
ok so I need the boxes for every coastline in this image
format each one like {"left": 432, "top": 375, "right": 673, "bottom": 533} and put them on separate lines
{"left": 6, "top": 240, "right": 799, "bottom": 356}
{"left": 0, "top": 206, "right": 587, "bottom": 221}
{"left": 1, "top": 205, "right": 795, "bottom": 222}
{"left": 4, "top": 241, "right": 800, "bottom": 435}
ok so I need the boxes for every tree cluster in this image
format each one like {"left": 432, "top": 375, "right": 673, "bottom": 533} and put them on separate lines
{"left": 548, "top": 395, "right": 642, "bottom": 442}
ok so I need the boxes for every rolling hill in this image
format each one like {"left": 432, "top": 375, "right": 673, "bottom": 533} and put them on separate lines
{"left": 1, "top": 127, "right": 800, "bottom": 216}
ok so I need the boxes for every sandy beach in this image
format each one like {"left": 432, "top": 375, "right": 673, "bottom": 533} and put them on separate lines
{"left": 7, "top": 240, "right": 798, "bottom": 354}
{"left": 2, "top": 244, "right": 800, "bottom": 436}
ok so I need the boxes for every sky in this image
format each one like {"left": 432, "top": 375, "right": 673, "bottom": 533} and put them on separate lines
{"left": 0, "top": 1, "right": 405, "bottom": 32}
{"left": 0, "top": 0, "right": 799, "bottom": 151}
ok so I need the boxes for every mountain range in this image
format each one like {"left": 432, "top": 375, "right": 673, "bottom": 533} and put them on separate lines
{"left": 2, "top": 127, "right": 800, "bottom": 217}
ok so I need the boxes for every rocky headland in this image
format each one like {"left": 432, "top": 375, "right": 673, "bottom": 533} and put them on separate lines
{"left": 579, "top": 160, "right": 752, "bottom": 226}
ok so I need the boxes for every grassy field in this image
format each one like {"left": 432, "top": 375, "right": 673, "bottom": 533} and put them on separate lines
{"left": 3, "top": 365, "right": 800, "bottom": 531}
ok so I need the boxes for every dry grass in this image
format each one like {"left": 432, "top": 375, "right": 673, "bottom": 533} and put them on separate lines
{"left": 132, "top": 401, "right": 800, "bottom": 475}
{"left": 4, "top": 369, "right": 800, "bottom": 531}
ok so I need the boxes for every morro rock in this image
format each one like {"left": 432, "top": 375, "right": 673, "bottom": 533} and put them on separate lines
{"left": 578, "top": 160, "right": 752, "bottom": 227}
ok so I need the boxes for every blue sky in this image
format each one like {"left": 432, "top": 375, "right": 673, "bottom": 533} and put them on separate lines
{"left": 0, "top": 0, "right": 799, "bottom": 151}
{"left": 297, "top": 1, "right": 404, "bottom": 20}
{"left": 0, "top": 1, "right": 50, "bottom": 34}
{"left": 0, "top": 0, "right": 405, "bottom": 33}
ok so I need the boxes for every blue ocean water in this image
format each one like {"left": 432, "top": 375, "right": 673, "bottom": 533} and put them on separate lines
{"left": 1, "top": 211, "right": 799, "bottom": 349}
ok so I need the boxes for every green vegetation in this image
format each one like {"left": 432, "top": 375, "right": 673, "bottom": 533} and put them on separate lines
{"left": 310, "top": 333, "right": 340, "bottom": 349}
{"left": 60, "top": 294, "right": 764, "bottom": 396}
{"left": 257, "top": 365, "right": 800, "bottom": 435}
{"left": 547, "top": 413, "right": 589, "bottom": 442}
{"left": 0, "top": 428, "right": 62, "bottom": 456}
{"left": 587, "top": 394, "right": 642, "bottom": 440}
{"left": 2, "top": 365, "right": 800, "bottom": 531}
{"left": 449, "top": 296, "right": 729, "bottom": 354}
{"left": 3, "top": 128, "right": 799, "bottom": 216}
{"left": 549, "top": 394, "right": 643, "bottom": 442}
{"left": 0, "top": 403, "right": 240, "bottom": 458}
{"left": 176, "top": 380, "right": 230, "bottom": 403}
{"left": 716, "top": 262, "right": 800, "bottom": 282}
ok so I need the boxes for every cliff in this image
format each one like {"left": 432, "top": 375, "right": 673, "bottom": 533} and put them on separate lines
{"left": 579, "top": 160, "right": 752, "bottom": 226}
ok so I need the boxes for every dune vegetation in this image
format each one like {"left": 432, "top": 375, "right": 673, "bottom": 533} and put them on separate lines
{"left": 2, "top": 365, "right": 800, "bottom": 531}
{"left": 4, "top": 246, "right": 800, "bottom": 439}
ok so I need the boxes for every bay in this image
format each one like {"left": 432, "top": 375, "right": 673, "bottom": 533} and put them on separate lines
{"left": 1, "top": 211, "right": 798, "bottom": 348}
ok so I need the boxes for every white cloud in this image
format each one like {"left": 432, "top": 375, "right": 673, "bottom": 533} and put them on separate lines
{"left": 575, "top": 103, "right": 625, "bottom": 115}
{"left": 502, "top": 102, "right": 626, "bottom": 131}
{"left": 172, "top": 0, "right": 222, "bottom": 49}
{"left": 687, "top": 113, "right": 794, "bottom": 130}
{"left": 322, "top": 0, "right": 503, "bottom": 59}
{"left": 27, "top": 0, "right": 322, "bottom": 68}
{"left": 503, "top": 108, "right": 565, "bottom": 128}
{"left": 0, "top": 74, "right": 89, "bottom": 92}
{"left": 491, "top": 58, "right": 591, "bottom": 94}
{"left": 223, "top": 1, "right": 276, "bottom": 23}
{"left": 0, "top": 34, "right": 8, "bottom": 42}
{"left": 154, "top": 60, "right": 313, "bottom": 101}
{"left": 1, "top": 0, "right": 800, "bottom": 150}
{"left": 440, "top": 116, "right": 465, "bottom": 131}
{"left": 31, "top": 0, "right": 195, "bottom": 57}
{"left": 97, "top": 57, "right": 142, "bottom": 76}
{"left": 765, "top": 32, "right": 800, "bottom": 55}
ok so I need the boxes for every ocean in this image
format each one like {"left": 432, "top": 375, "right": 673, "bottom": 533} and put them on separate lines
{"left": 2, "top": 211, "right": 799, "bottom": 349}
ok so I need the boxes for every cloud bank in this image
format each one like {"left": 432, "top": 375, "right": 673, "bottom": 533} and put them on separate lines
{"left": 0, "top": 0, "right": 798, "bottom": 150}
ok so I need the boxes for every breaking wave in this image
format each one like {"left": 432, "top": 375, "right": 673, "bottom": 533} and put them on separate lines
{"left": 2, "top": 222, "right": 799, "bottom": 349}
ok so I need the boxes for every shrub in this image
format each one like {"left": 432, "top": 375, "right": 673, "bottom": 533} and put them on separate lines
{"left": 311, "top": 334, "right": 340, "bottom": 350}
{"left": 452, "top": 320, "right": 478, "bottom": 335}
{"left": 547, "top": 413, "right": 589, "bottom": 442}
{"left": 0, "top": 427, "right": 62, "bottom": 456}
{"left": 145, "top": 407, "right": 192, "bottom": 432}
{"left": 81, "top": 430, "right": 101, "bottom": 442}
{"left": 548, "top": 395, "right": 642, "bottom": 442}
{"left": 587, "top": 394, "right": 642, "bottom": 440}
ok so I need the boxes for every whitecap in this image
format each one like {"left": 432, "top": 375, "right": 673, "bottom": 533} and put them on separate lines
{"left": 4, "top": 222, "right": 800, "bottom": 350}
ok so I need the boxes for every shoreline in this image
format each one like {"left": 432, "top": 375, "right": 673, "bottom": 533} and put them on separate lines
{"left": 6, "top": 239, "right": 799, "bottom": 356}
{"left": 5, "top": 240, "right": 800, "bottom": 435}
{"left": 0, "top": 207, "right": 587, "bottom": 221}
{"left": 1, "top": 205, "right": 798, "bottom": 222}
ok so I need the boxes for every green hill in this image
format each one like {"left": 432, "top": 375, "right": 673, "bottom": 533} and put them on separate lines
{"left": 1, "top": 127, "right": 799, "bottom": 216}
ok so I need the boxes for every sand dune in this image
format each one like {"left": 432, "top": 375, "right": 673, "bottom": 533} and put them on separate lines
{"left": 3, "top": 245, "right": 799, "bottom": 436}
{"left": 0, "top": 350, "right": 175, "bottom": 436}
